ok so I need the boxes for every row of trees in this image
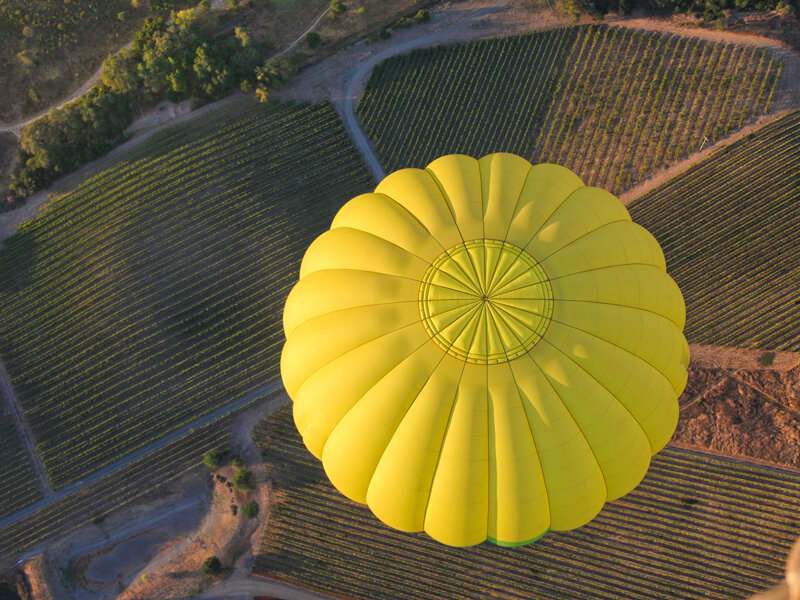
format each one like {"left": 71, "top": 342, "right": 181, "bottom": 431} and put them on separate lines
{"left": 557, "top": 0, "right": 795, "bottom": 21}
{"left": 10, "top": 7, "right": 295, "bottom": 199}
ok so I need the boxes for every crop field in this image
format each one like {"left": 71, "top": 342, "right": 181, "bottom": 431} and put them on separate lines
{"left": 0, "top": 411, "right": 41, "bottom": 516}
{"left": 0, "top": 396, "right": 253, "bottom": 564}
{"left": 357, "top": 25, "right": 783, "bottom": 194}
{"left": 628, "top": 109, "right": 800, "bottom": 352}
{"left": 253, "top": 406, "right": 800, "bottom": 600}
{"left": 0, "top": 99, "right": 373, "bottom": 490}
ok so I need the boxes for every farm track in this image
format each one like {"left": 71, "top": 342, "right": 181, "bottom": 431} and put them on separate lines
{"left": 0, "top": 361, "right": 51, "bottom": 496}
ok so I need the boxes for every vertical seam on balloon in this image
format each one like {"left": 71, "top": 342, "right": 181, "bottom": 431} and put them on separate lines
{"left": 544, "top": 262, "right": 666, "bottom": 284}
{"left": 422, "top": 307, "right": 485, "bottom": 541}
{"left": 541, "top": 312, "right": 685, "bottom": 404}
{"left": 420, "top": 357, "right": 468, "bottom": 537}
{"left": 524, "top": 350, "right": 609, "bottom": 506}
{"left": 318, "top": 334, "right": 442, "bottom": 465}
{"left": 516, "top": 180, "right": 585, "bottom": 254}
{"left": 490, "top": 219, "right": 640, "bottom": 298}
{"left": 364, "top": 345, "right": 450, "bottom": 525}
{"left": 505, "top": 360, "right": 552, "bottom": 540}
{"left": 499, "top": 162, "right": 533, "bottom": 246}
{"left": 538, "top": 334, "right": 657, "bottom": 462}
{"left": 424, "top": 164, "right": 485, "bottom": 289}
{"left": 343, "top": 192, "right": 441, "bottom": 262}
{"left": 533, "top": 217, "right": 632, "bottom": 266}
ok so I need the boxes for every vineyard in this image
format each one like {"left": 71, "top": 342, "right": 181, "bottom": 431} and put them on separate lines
{"left": 0, "top": 394, "right": 258, "bottom": 565}
{"left": 628, "top": 109, "right": 800, "bottom": 352}
{"left": 0, "top": 98, "right": 373, "bottom": 493}
{"left": 253, "top": 407, "right": 800, "bottom": 600}
{"left": 357, "top": 25, "right": 783, "bottom": 194}
{"left": 0, "top": 410, "right": 41, "bottom": 517}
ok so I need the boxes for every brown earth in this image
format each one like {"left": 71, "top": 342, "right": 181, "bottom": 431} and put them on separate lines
{"left": 675, "top": 362, "right": 800, "bottom": 470}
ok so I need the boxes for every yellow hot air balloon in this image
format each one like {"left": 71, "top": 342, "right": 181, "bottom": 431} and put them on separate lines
{"left": 280, "top": 153, "right": 689, "bottom": 547}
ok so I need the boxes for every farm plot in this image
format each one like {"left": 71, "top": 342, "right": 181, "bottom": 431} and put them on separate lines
{"left": 253, "top": 406, "right": 800, "bottom": 600}
{"left": 357, "top": 25, "right": 783, "bottom": 194}
{"left": 628, "top": 109, "right": 800, "bottom": 352}
{"left": 0, "top": 410, "right": 41, "bottom": 516}
{"left": 0, "top": 98, "right": 373, "bottom": 491}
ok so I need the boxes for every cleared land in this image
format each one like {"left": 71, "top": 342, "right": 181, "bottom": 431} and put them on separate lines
{"left": 357, "top": 25, "right": 783, "bottom": 194}
{"left": 253, "top": 406, "right": 800, "bottom": 600}
{"left": 0, "top": 98, "right": 373, "bottom": 495}
{"left": 628, "top": 109, "right": 800, "bottom": 352}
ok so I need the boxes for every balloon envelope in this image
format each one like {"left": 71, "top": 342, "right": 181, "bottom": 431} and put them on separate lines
{"left": 281, "top": 153, "right": 689, "bottom": 547}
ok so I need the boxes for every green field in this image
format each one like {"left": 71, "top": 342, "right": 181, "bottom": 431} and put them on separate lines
{"left": 0, "top": 99, "right": 373, "bottom": 494}
{"left": 0, "top": 412, "right": 41, "bottom": 516}
{"left": 0, "top": 396, "right": 250, "bottom": 564}
{"left": 253, "top": 406, "right": 800, "bottom": 600}
{"left": 628, "top": 109, "right": 800, "bottom": 351}
{"left": 357, "top": 25, "right": 783, "bottom": 194}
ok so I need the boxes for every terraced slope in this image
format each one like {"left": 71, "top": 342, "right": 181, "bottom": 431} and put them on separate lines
{"left": 253, "top": 406, "right": 800, "bottom": 600}
{"left": 0, "top": 99, "right": 373, "bottom": 493}
{"left": 0, "top": 410, "right": 41, "bottom": 516}
{"left": 357, "top": 25, "right": 783, "bottom": 194}
{"left": 629, "top": 109, "right": 800, "bottom": 351}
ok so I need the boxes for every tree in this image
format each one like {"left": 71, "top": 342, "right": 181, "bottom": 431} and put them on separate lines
{"left": 230, "top": 454, "right": 245, "bottom": 469}
{"left": 330, "top": 0, "right": 345, "bottom": 13}
{"left": 202, "top": 556, "right": 223, "bottom": 577}
{"left": 242, "top": 500, "right": 259, "bottom": 518}
{"left": 306, "top": 32, "right": 322, "bottom": 48}
{"left": 233, "top": 469, "right": 255, "bottom": 492}
{"left": 203, "top": 449, "right": 224, "bottom": 469}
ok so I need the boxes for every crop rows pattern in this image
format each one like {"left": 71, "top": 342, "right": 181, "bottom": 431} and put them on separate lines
{"left": 0, "top": 99, "right": 373, "bottom": 489}
{"left": 357, "top": 25, "right": 782, "bottom": 194}
{"left": 0, "top": 401, "right": 244, "bottom": 564}
{"left": 253, "top": 407, "right": 800, "bottom": 600}
{"left": 0, "top": 410, "right": 41, "bottom": 516}
{"left": 629, "top": 109, "right": 800, "bottom": 351}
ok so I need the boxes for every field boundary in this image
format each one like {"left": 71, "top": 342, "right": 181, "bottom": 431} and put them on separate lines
{"left": 0, "top": 379, "right": 283, "bottom": 532}
{"left": 0, "top": 360, "right": 51, "bottom": 496}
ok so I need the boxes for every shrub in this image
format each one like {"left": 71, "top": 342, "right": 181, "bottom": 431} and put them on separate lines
{"left": 759, "top": 352, "right": 775, "bottom": 367}
{"left": 242, "top": 500, "right": 259, "bottom": 518}
{"left": 233, "top": 469, "right": 256, "bottom": 492}
{"left": 203, "top": 449, "right": 225, "bottom": 469}
{"left": 306, "top": 32, "right": 322, "bottom": 48}
{"left": 231, "top": 454, "right": 245, "bottom": 469}
{"left": 231, "top": 504, "right": 238, "bottom": 516}
{"left": 202, "top": 556, "right": 223, "bottom": 577}
{"left": 413, "top": 9, "right": 430, "bottom": 22}
{"left": 330, "top": 0, "right": 345, "bottom": 13}
{"left": 379, "top": 29, "right": 391, "bottom": 40}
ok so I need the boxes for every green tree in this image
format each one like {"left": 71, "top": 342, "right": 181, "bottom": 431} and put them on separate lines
{"left": 242, "top": 500, "right": 259, "bottom": 518}
{"left": 233, "top": 469, "right": 255, "bottom": 492}
{"left": 306, "top": 32, "right": 322, "bottom": 48}
{"left": 203, "top": 449, "right": 224, "bottom": 469}
{"left": 202, "top": 556, "right": 223, "bottom": 577}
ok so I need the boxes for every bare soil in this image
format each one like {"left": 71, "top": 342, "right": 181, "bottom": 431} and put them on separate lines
{"left": 675, "top": 363, "right": 800, "bottom": 470}
{"left": 112, "top": 400, "right": 278, "bottom": 600}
